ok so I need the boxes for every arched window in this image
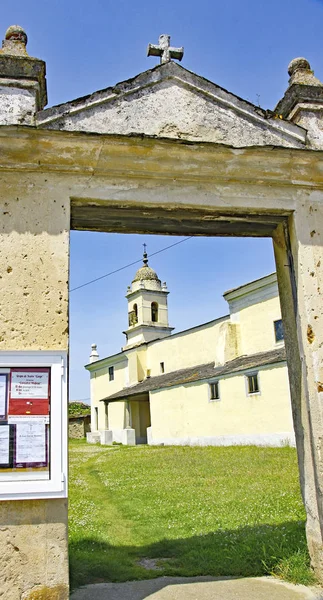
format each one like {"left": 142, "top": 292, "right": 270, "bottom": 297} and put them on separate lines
{"left": 151, "top": 302, "right": 158, "bottom": 322}
{"left": 133, "top": 304, "right": 138, "bottom": 323}
{"left": 128, "top": 303, "right": 138, "bottom": 326}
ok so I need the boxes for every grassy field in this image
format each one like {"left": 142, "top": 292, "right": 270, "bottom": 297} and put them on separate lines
{"left": 69, "top": 440, "right": 315, "bottom": 590}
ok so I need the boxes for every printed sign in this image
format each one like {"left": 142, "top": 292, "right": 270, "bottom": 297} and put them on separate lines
{"left": 15, "top": 420, "right": 47, "bottom": 466}
{"left": 10, "top": 370, "right": 49, "bottom": 399}
{"left": 9, "top": 368, "right": 50, "bottom": 416}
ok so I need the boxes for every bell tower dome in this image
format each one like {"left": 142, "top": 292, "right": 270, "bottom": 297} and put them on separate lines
{"left": 123, "top": 247, "right": 174, "bottom": 348}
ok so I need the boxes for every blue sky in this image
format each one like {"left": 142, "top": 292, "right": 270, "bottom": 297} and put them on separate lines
{"left": 2, "top": 0, "right": 323, "bottom": 400}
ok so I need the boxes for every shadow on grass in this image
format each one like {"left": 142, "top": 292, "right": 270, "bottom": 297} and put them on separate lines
{"left": 69, "top": 519, "right": 313, "bottom": 590}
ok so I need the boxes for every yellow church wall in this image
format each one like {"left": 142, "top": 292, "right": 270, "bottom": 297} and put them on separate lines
{"left": 126, "top": 349, "right": 139, "bottom": 384}
{"left": 107, "top": 401, "right": 126, "bottom": 442}
{"left": 89, "top": 359, "right": 127, "bottom": 430}
{"left": 238, "top": 295, "right": 282, "bottom": 355}
{"left": 92, "top": 361, "right": 127, "bottom": 399}
{"left": 136, "top": 347, "right": 147, "bottom": 382}
{"left": 140, "top": 401, "right": 151, "bottom": 436}
{"left": 129, "top": 399, "right": 151, "bottom": 443}
{"left": 131, "top": 401, "right": 140, "bottom": 434}
{"left": 146, "top": 317, "right": 229, "bottom": 377}
{"left": 149, "top": 363, "right": 294, "bottom": 445}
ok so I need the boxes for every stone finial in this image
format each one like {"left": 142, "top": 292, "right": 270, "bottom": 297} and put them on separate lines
{"left": 90, "top": 343, "right": 99, "bottom": 363}
{"left": 288, "top": 57, "right": 310, "bottom": 76}
{"left": 274, "top": 56, "right": 323, "bottom": 124}
{"left": 147, "top": 34, "right": 184, "bottom": 64}
{"left": 1, "top": 25, "right": 28, "bottom": 56}
{"left": 0, "top": 24, "right": 47, "bottom": 121}
{"left": 287, "top": 57, "right": 323, "bottom": 88}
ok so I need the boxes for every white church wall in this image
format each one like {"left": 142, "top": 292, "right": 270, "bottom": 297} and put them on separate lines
{"left": 148, "top": 362, "right": 294, "bottom": 446}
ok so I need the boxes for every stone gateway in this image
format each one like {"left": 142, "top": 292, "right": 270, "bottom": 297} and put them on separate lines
{"left": 1, "top": 23, "right": 323, "bottom": 598}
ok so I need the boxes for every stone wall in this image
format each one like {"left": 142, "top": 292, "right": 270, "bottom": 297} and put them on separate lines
{"left": 69, "top": 416, "right": 91, "bottom": 439}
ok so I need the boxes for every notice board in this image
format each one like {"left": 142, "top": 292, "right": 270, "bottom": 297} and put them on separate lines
{"left": 0, "top": 352, "right": 67, "bottom": 500}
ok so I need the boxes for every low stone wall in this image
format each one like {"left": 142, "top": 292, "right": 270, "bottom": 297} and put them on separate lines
{"left": 69, "top": 415, "right": 91, "bottom": 439}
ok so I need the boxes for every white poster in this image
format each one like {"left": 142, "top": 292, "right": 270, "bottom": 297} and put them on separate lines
{"left": 16, "top": 420, "right": 46, "bottom": 464}
{"left": 0, "top": 425, "right": 10, "bottom": 464}
{"left": 0, "top": 375, "right": 7, "bottom": 416}
{"left": 11, "top": 371, "right": 48, "bottom": 400}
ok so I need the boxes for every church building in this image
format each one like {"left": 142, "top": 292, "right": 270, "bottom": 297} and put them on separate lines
{"left": 85, "top": 250, "right": 294, "bottom": 447}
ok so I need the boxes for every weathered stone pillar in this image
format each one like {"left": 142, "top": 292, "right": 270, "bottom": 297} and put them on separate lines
{"left": 0, "top": 24, "right": 70, "bottom": 600}
{"left": 0, "top": 174, "right": 70, "bottom": 598}
{"left": 122, "top": 401, "right": 135, "bottom": 445}
{"left": 124, "top": 401, "right": 131, "bottom": 428}
{"left": 100, "top": 403, "right": 113, "bottom": 445}
{"left": 274, "top": 198, "right": 323, "bottom": 581}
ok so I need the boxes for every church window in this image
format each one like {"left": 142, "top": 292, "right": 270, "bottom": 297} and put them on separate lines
{"left": 274, "top": 319, "right": 284, "bottom": 342}
{"left": 160, "top": 362, "right": 165, "bottom": 373}
{"left": 133, "top": 304, "right": 138, "bottom": 322}
{"left": 109, "top": 366, "right": 114, "bottom": 381}
{"left": 209, "top": 381, "right": 220, "bottom": 400}
{"left": 128, "top": 304, "right": 138, "bottom": 326}
{"left": 247, "top": 372, "right": 259, "bottom": 394}
{"left": 151, "top": 302, "right": 158, "bottom": 322}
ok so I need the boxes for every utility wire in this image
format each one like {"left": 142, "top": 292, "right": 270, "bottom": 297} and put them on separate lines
{"left": 70, "top": 236, "right": 194, "bottom": 292}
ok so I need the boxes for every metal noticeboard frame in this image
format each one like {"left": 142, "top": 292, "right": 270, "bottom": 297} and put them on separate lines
{"left": 0, "top": 351, "right": 67, "bottom": 500}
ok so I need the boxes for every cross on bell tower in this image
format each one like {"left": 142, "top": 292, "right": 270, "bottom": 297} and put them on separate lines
{"left": 143, "top": 243, "right": 148, "bottom": 266}
{"left": 147, "top": 34, "right": 184, "bottom": 64}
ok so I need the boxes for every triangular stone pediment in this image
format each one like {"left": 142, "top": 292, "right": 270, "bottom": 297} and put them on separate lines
{"left": 37, "top": 62, "right": 306, "bottom": 148}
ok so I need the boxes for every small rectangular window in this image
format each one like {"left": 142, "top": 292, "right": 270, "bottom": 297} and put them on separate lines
{"left": 160, "top": 362, "right": 165, "bottom": 374}
{"left": 274, "top": 319, "right": 284, "bottom": 342}
{"left": 210, "top": 381, "right": 220, "bottom": 401}
{"left": 108, "top": 366, "right": 114, "bottom": 381}
{"left": 247, "top": 373, "right": 259, "bottom": 394}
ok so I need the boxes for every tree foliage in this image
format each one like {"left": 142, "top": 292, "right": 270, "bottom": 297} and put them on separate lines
{"left": 69, "top": 401, "right": 90, "bottom": 417}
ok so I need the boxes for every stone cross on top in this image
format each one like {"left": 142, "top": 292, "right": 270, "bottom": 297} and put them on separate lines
{"left": 147, "top": 34, "right": 184, "bottom": 64}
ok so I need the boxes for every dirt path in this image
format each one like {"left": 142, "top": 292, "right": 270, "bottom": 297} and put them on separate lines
{"left": 70, "top": 575, "right": 323, "bottom": 600}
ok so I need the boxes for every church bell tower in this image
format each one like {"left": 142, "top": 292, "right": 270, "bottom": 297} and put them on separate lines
{"left": 123, "top": 247, "right": 174, "bottom": 348}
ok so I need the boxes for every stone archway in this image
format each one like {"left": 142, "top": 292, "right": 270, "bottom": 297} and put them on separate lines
{"left": 1, "top": 128, "right": 323, "bottom": 598}
{"left": 1, "top": 23, "right": 323, "bottom": 598}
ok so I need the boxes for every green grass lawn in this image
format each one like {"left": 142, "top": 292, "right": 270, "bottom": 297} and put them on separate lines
{"left": 69, "top": 440, "right": 315, "bottom": 589}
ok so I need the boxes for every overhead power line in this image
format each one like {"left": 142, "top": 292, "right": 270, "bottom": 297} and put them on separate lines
{"left": 70, "top": 236, "right": 194, "bottom": 292}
